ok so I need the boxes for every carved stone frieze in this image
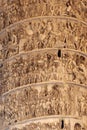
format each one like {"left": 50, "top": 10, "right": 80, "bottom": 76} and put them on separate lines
{"left": 0, "top": 0, "right": 87, "bottom": 129}
{"left": 0, "top": 18, "right": 87, "bottom": 59}
{"left": 0, "top": 0, "right": 87, "bottom": 30}
{"left": 0, "top": 83, "right": 86, "bottom": 125}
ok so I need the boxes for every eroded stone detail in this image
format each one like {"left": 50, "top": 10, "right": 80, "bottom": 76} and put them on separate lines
{"left": 9, "top": 118, "right": 77, "bottom": 130}
{"left": 1, "top": 50, "right": 87, "bottom": 94}
{"left": 0, "top": 0, "right": 87, "bottom": 130}
{"left": 0, "top": 0, "right": 87, "bottom": 30}
{"left": 0, "top": 18, "right": 87, "bottom": 60}
{"left": 0, "top": 84, "right": 87, "bottom": 126}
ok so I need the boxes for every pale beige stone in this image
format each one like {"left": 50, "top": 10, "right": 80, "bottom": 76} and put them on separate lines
{"left": 0, "top": 0, "right": 87, "bottom": 130}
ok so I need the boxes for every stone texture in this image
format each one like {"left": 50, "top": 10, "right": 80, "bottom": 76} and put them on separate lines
{"left": 0, "top": 18, "right": 87, "bottom": 60}
{"left": 1, "top": 84, "right": 87, "bottom": 124}
{"left": 0, "top": 0, "right": 87, "bottom": 130}
{"left": 0, "top": 0, "right": 87, "bottom": 31}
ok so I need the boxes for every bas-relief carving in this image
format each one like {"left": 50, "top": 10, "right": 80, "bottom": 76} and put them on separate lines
{"left": 0, "top": 84, "right": 86, "bottom": 125}
{"left": 1, "top": 50, "right": 87, "bottom": 94}
{"left": 0, "top": 19, "right": 87, "bottom": 59}
{"left": 0, "top": 30, "right": 87, "bottom": 129}
{"left": 0, "top": 0, "right": 87, "bottom": 30}
{"left": 10, "top": 120, "right": 70, "bottom": 130}
{"left": 0, "top": 0, "right": 87, "bottom": 129}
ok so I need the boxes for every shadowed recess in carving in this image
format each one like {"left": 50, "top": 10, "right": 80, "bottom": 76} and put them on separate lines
{"left": 0, "top": 17, "right": 87, "bottom": 61}
{"left": 61, "top": 119, "right": 64, "bottom": 129}
{"left": 0, "top": 0, "right": 87, "bottom": 129}
{"left": 58, "top": 49, "right": 61, "bottom": 58}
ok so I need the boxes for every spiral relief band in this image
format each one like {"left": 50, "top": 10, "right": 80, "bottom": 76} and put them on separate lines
{"left": 0, "top": 0, "right": 87, "bottom": 130}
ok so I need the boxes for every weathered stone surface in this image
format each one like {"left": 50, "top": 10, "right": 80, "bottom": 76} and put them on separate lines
{"left": 8, "top": 117, "right": 83, "bottom": 130}
{"left": 1, "top": 50, "right": 86, "bottom": 94}
{"left": 0, "top": 0, "right": 87, "bottom": 31}
{"left": 0, "top": 0, "right": 87, "bottom": 130}
{"left": 0, "top": 84, "right": 86, "bottom": 126}
{"left": 0, "top": 18, "right": 87, "bottom": 60}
